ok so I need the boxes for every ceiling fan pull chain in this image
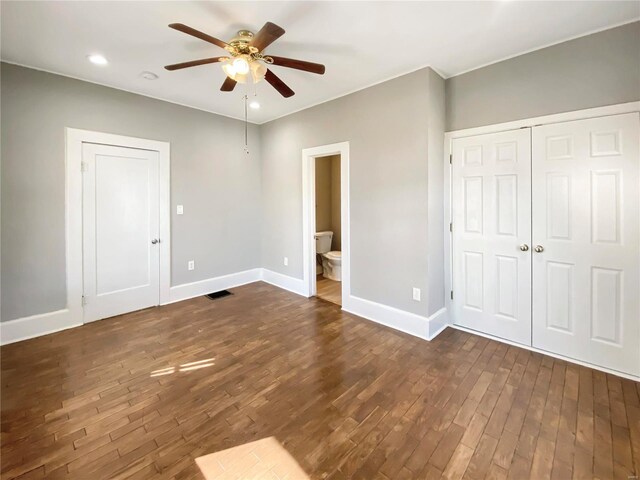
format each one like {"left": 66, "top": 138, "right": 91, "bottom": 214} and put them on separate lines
{"left": 243, "top": 94, "right": 249, "bottom": 155}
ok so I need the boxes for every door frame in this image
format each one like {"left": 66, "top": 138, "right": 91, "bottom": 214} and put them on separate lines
{"left": 301, "top": 141, "right": 350, "bottom": 306}
{"left": 66, "top": 128, "right": 171, "bottom": 324}
{"left": 443, "top": 101, "right": 640, "bottom": 328}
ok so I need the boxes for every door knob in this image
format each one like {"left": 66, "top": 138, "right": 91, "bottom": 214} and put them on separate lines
{"left": 519, "top": 244, "right": 529, "bottom": 252}
{"left": 151, "top": 239, "right": 159, "bottom": 245}
{"left": 534, "top": 245, "right": 544, "bottom": 253}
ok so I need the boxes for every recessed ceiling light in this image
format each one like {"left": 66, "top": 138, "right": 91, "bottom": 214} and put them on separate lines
{"left": 140, "top": 71, "right": 159, "bottom": 80}
{"left": 87, "top": 54, "right": 108, "bottom": 65}
{"left": 249, "top": 101, "right": 260, "bottom": 110}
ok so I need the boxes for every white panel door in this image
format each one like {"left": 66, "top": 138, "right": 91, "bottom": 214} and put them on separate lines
{"left": 82, "top": 143, "right": 160, "bottom": 322}
{"left": 532, "top": 112, "right": 640, "bottom": 376}
{"left": 452, "top": 129, "right": 532, "bottom": 345}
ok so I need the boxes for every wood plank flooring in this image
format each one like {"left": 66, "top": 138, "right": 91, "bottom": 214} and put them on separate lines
{"left": 316, "top": 276, "right": 342, "bottom": 306}
{"left": 1, "top": 282, "right": 639, "bottom": 479}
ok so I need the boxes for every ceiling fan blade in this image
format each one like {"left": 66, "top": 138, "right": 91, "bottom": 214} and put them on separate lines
{"left": 265, "top": 69, "right": 294, "bottom": 98}
{"left": 169, "top": 23, "right": 228, "bottom": 50}
{"left": 268, "top": 56, "right": 325, "bottom": 75}
{"left": 221, "top": 76, "right": 237, "bottom": 92}
{"left": 250, "top": 22, "right": 285, "bottom": 51}
{"left": 164, "top": 57, "right": 225, "bottom": 71}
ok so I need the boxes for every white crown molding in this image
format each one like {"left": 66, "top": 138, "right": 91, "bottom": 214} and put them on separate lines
{"left": 0, "top": 60, "right": 253, "bottom": 125}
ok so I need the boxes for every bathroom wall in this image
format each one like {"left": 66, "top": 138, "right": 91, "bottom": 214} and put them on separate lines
{"left": 314, "top": 155, "right": 341, "bottom": 251}
{"left": 330, "top": 156, "right": 341, "bottom": 250}
{"left": 314, "top": 157, "right": 332, "bottom": 235}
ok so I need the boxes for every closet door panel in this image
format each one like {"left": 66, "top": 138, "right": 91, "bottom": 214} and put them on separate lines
{"left": 452, "top": 129, "right": 532, "bottom": 345}
{"left": 532, "top": 112, "right": 640, "bottom": 376}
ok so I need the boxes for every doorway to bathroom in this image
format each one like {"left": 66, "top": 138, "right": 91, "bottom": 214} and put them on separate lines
{"left": 314, "top": 154, "right": 341, "bottom": 305}
{"left": 302, "top": 142, "right": 350, "bottom": 308}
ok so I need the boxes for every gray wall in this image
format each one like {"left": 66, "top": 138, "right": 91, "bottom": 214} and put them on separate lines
{"left": 1, "top": 62, "right": 262, "bottom": 321}
{"left": 261, "top": 67, "right": 445, "bottom": 317}
{"left": 426, "top": 69, "right": 446, "bottom": 316}
{"left": 446, "top": 21, "right": 640, "bottom": 131}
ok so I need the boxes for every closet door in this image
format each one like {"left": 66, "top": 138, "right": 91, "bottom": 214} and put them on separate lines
{"left": 532, "top": 112, "right": 640, "bottom": 376}
{"left": 452, "top": 129, "right": 532, "bottom": 345}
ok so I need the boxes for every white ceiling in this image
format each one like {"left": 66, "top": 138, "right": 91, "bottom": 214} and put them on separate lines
{"left": 2, "top": 1, "right": 638, "bottom": 124}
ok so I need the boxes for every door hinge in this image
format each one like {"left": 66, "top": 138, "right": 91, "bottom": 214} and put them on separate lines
{"left": 81, "top": 161, "right": 88, "bottom": 172}
{"left": 449, "top": 153, "right": 453, "bottom": 164}
{"left": 449, "top": 222, "right": 453, "bottom": 232}
{"left": 450, "top": 290, "right": 454, "bottom": 300}
{"left": 82, "top": 295, "right": 87, "bottom": 306}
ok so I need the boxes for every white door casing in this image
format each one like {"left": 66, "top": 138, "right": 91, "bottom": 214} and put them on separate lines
{"left": 451, "top": 129, "right": 532, "bottom": 345}
{"left": 82, "top": 143, "right": 161, "bottom": 322}
{"left": 532, "top": 112, "right": 640, "bottom": 376}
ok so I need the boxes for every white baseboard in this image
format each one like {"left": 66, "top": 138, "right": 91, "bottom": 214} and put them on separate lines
{"left": 1, "top": 309, "right": 82, "bottom": 345}
{"left": 450, "top": 324, "right": 639, "bottom": 382}
{"left": 260, "top": 269, "right": 309, "bottom": 297}
{"left": 426, "top": 307, "right": 449, "bottom": 340}
{"left": 166, "top": 268, "right": 262, "bottom": 304}
{"left": 1, "top": 269, "right": 445, "bottom": 347}
{"left": 342, "top": 295, "right": 448, "bottom": 341}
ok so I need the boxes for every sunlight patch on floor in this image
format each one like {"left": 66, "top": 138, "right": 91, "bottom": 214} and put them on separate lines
{"left": 150, "top": 358, "right": 215, "bottom": 377}
{"left": 195, "top": 436, "right": 309, "bottom": 480}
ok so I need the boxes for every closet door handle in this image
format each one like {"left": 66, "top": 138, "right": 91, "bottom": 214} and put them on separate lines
{"left": 534, "top": 245, "right": 544, "bottom": 253}
{"left": 519, "top": 244, "right": 529, "bottom": 251}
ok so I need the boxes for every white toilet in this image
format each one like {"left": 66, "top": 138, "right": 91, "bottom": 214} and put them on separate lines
{"left": 315, "top": 231, "right": 342, "bottom": 281}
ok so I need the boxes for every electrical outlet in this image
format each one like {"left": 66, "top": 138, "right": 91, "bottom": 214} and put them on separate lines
{"left": 412, "top": 287, "right": 421, "bottom": 302}
{"left": 284, "top": 257, "right": 289, "bottom": 266}
{"left": 177, "top": 205, "right": 184, "bottom": 215}
{"left": 188, "top": 260, "right": 195, "bottom": 271}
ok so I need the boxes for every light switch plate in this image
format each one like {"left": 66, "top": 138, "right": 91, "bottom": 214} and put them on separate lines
{"left": 284, "top": 257, "right": 289, "bottom": 266}
{"left": 188, "top": 260, "right": 195, "bottom": 271}
{"left": 412, "top": 287, "right": 421, "bottom": 301}
{"left": 177, "top": 205, "right": 184, "bottom": 215}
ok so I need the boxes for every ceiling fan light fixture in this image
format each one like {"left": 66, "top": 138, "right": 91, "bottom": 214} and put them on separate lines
{"left": 166, "top": 21, "right": 325, "bottom": 97}
{"left": 250, "top": 61, "right": 267, "bottom": 83}
{"left": 232, "top": 55, "right": 250, "bottom": 75}
{"left": 222, "top": 60, "right": 237, "bottom": 78}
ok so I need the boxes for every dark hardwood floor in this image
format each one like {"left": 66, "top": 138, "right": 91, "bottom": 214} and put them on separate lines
{"left": 1, "top": 282, "right": 639, "bottom": 479}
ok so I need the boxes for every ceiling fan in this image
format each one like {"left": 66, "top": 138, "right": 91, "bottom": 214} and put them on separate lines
{"left": 164, "top": 21, "right": 325, "bottom": 98}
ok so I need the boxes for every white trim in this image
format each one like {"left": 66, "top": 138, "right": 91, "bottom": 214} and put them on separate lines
{"left": 343, "top": 296, "right": 448, "bottom": 341}
{"left": 301, "top": 142, "right": 351, "bottom": 304}
{"left": 449, "top": 18, "right": 640, "bottom": 79}
{"left": 0, "top": 309, "right": 81, "bottom": 345}
{"left": 166, "top": 268, "right": 262, "bottom": 304}
{"left": 5, "top": 19, "right": 638, "bottom": 127}
{"left": 451, "top": 324, "right": 640, "bottom": 382}
{"left": 445, "top": 101, "right": 640, "bottom": 138}
{"left": 427, "top": 308, "right": 449, "bottom": 340}
{"left": 65, "top": 128, "right": 171, "bottom": 323}
{"left": 2, "top": 60, "right": 251, "bottom": 125}
{"left": 443, "top": 101, "right": 640, "bottom": 379}
{"left": 260, "top": 269, "right": 308, "bottom": 297}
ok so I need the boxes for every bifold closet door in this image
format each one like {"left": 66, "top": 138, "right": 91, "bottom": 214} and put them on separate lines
{"left": 532, "top": 112, "right": 640, "bottom": 376}
{"left": 452, "top": 129, "right": 532, "bottom": 345}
